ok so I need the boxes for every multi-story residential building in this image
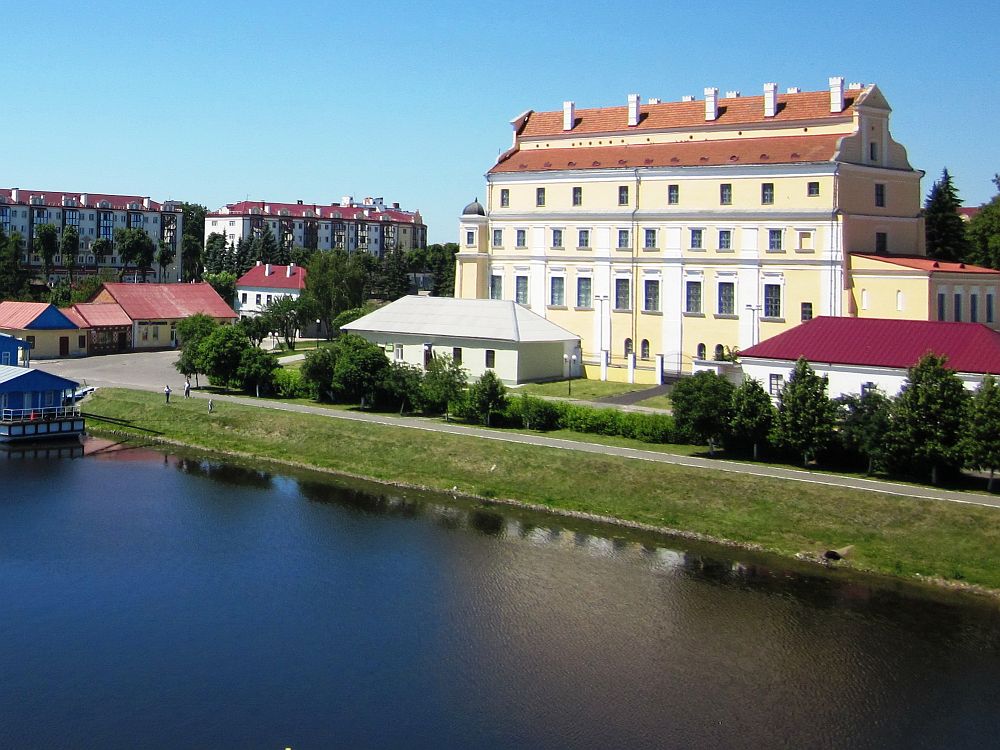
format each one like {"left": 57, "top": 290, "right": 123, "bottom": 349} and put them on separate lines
{"left": 205, "top": 196, "right": 426, "bottom": 259}
{"left": 455, "top": 78, "right": 1000, "bottom": 382}
{"left": 0, "top": 188, "right": 184, "bottom": 283}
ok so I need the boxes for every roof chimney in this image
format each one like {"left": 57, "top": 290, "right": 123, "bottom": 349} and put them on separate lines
{"left": 256, "top": 260, "right": 262, "bottom": 266}
{"left": 848, "top": 81, "right": 865, "bottom": 90}
{"left": 286, "top": 264, "right": 293, "bottom": 277}
{"left": 265, "top": 263, "right": 272, "bottom": 276}
{"left": 763, "top": 82, "right": 778, "bottom": 117}
{"left": 829, "top": 76, "right": 845, "bottom": 113}
{"left": 142, "top": 197, "right": 151, "bottom": 209}
{"left": 704, "top": 87, "right": 718, "bottom": 121}
{"left": 725, "top": 90, "right": 741, "bottom": 99}
{"left": 681, "top": 95, "right": 695, "bottom": 102}
{"left": 786, "top": 86, "right": 801, "bottom": 94}
{"left": 10, "top": 188, "right": 18, "bottom": 202}
{"left": 627, "top": 93, "right": 641, "bottom": 127}
{"left": 647, "top": 97, "right": 661, "bottom": 105}
{"left": 563, "top": 100, "right": 575, "bottom": 131}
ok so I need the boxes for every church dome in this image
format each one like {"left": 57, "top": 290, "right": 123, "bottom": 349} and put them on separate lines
{"left": 462, "top": 198, "right": 486, "bottom": 216}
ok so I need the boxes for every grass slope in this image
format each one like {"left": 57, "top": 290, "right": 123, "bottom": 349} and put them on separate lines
{"left": 84, "top": 388, "right": 1000, "bottom": 592}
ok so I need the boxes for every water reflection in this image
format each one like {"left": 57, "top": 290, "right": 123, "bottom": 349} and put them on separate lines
{"left": 175, "top": 456, "right": 273, "bottom": 489}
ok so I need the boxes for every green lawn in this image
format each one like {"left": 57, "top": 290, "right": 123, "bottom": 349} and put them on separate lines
{"left": 83, "top": 388, "right": 1000, "bottom": 593}
{"left": 516, "top": 379, "right": 649, "bottom": 401}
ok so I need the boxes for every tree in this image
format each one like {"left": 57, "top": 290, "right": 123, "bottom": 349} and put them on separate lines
{"left": 429, "top": 243, "right": 458, "bottom": 297}
{"left": 300, "top": 347, "right": 338, "bottom": 402}
{"left": 233, "top": 237, "right": 253, "bottom": 276}
{"left": 61, "top": 226, "right": 80, "bottom": 285}
{"left": 203, "top": 271, "right": 237, "bottom": 306}
{"left": 329, "top": 334, "right": 389, "bottom": 406}
{"left": 49, "top": 278, "right": 72, "bottom": 307}
{"left": 466, "top": 370, "right": 507, "bottom": 427}
{"left": 260, "top": 295, "right": 301, "bottom": 350}
{"left": 237, "top": 315, "right": 269, "bottom": 347}
{"left": 237, "top": 347, "right": 279, "bottom": 397}
{"left": 924, "top": 168, "right": 970, "bottom": 262}
{"left": 180, "top": 202, "right": 206, "bottom": 281}
{"left": 379, "top": 362, "right": 424, "bottom": 414}
{"left": 302, "top": 249, "right": 366, "bottom": 338}
{"left": 70, "top": 275, "right": 104, "bottom": 304}
{"left": 254, "top": 225, "right": 280, "bottom": 265}
{"left": 669, "top": 370, "right": 735, "bottom": 454}
{"left": 201, "top": 325, "right": 252, "bottom": 389}
{"left": 729, "top": 377, "right": 775, "bottom": 460}
{"left": 885, "top": 353, "right": 969, "bottom": 485}
{"left": 961, "top": 375, "right": 1000, "bottom": 491}
{"left": 92, "top": 237, "right": 113, "bottom": 271}
{"left": 34, "top": 223, "right": 59, "bottom": 279}
{"left": 770, "top": 358, "right": 838, "bottom": 466}
{"left": 0, "top": 228, "right": 29, "bottom": 299}
{"left": 380, "top": 246, "right": 411, "bottom": 300}
{"left": 967, "top": 175, "right": 1000, "bottom": 270}
{"left": 421, "top": 353, "right": 468, "bottom": 420}
{"left": 203, "top": 232, "right": 228, "bottom": 274}
{"left": 836, "top": 388, "right": 892, "bottom": 475}
{"left": 156, "top": 240, "right": 176, "bottom": 282}
{"left": 174, "top": 313, "right": 219, "bottom": 386}
{"left": 113, "top": 227, "right": 155, "bottom": 281}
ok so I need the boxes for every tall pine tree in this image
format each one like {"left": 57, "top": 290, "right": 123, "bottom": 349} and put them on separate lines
{"left": 924, "top": 168, "right": 970, "bottom": 262}
{"left": 771, "top": 358, "right": 838, "bottom": 466}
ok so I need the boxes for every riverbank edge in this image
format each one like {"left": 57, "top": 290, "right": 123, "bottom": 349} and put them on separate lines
{"left": 87, "top": 424, "right": 1000, "bottom": 602}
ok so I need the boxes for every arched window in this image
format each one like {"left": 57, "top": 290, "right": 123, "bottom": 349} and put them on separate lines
{"left": 640, "top": 339, "right": 650, "bottom": 359}
{"left": 624, "top": 338, "right": 634, "bottom": 356}
{"left": 714, "top": 344, "right": 725, "bottom": 361}
{"left": 696, "top": 343, "right": 706, "bottom": 360}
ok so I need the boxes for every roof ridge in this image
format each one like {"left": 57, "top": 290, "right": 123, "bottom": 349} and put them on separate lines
{"left": 509, "top": 300, "right": 521, "bottom": 343}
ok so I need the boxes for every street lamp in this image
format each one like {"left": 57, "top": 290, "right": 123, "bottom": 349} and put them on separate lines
{"left": 316, "top": 319, "right": 321, "bottom": 349}
{"left": 563, "top": 353, "right": 578, "bottom": 396}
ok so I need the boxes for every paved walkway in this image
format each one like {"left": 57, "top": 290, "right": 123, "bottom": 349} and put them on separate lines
{"left": 36, "top": 351, "right": 1000, "bottom": 510}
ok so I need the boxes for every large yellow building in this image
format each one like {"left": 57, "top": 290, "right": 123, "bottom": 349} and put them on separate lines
{"left": 456, "top": 78, "right": 1000, "bottom": 382}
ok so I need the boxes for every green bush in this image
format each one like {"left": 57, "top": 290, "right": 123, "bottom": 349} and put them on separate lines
{"left": 515, "top": 394, "right": 564, "bottom": 431}
{"left": 273, "top": 368, "right": 311, "bottom": 399}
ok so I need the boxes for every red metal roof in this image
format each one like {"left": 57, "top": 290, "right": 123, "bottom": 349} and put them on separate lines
{"left": 59, "top": 307, "right": 89, "bottom": 328}
{"left": 0, "top": 302, "right": 55, "bottom": 329}
{"left": 70, "top": 303, "right": 132, "bottom": 327}
{"left": 98, "top": 283, "right": 238, "bottom": 321}
{"left": 741, "top": 317, "right": 1000, "bottom": 374}
{"left": 0, "top": 188, "right": 170, "bottom": 211}
{"left": 207, "top": 200, "right": 421, "bottom": 224}
{"left": 490, "top": 134, "right": 843, "bottom": 174}
{"left": 851, "top": 254, "right": 1000, "bottom": 275}
{"left": 520, "top": 89, "right": 857, "bottom": 139}
{"left": 236, "top": 264, "right": 307, "bottom": 291}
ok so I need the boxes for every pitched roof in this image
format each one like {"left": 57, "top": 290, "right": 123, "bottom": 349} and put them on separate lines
{"left": 491, "top": 133, "right": 843, "bottom": 174}
{"left": 208, "top": 200, "right": 422, "bottom": 224}
{"left": 851, "top": 254, "right": 1000, "bottom": 275}
{"left": 342, "top": 296, "right": 579, "bottom": 343}
{"left": 236, "top": 264, "right": 307, "bottom": 291}
{"left": 0, "top": 302, "right": 78, "bottom": 330}
{"left": 741, "top": 317, "right": 1000, "bottom": 374}
{"left": 69, "top": 303, "right": 132, "bottom": 327}
{"left": 59, "top": 307, "right": 89, "bottom": 328}
{"left": 97, "top": 283, "right": 238, "bottom": 321}
{"left": 0, "top": 332, "right": 29, "bottom": 350}
{"left": 519, "top": 89, "right": 859, "bottom": 139}
{"left": 0, "top": 364, "right": 79, "bottom": 390}
{"left": 0, "top": 188, "right": 171, "bottom": 211}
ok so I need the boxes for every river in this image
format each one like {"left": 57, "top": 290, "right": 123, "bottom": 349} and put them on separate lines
{"left": 2, "top": 438, "right": 999, "bottom": 749}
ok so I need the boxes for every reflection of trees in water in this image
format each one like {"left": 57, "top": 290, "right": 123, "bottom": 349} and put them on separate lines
{"left": 175, "top": 457, "right": 272, "bottom": 489}
{"left": 297, "top": 480, "right": 423, "bottom": 519}
{"left": 469, "top": 509, "right": 504, "bottom": 537}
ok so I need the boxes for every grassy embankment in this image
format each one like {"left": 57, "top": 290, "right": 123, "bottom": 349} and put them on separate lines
{"left": 515, "top": 379, "right": 671, "bottom": 410}
{"left": 84, "top": 388, "right": 1000, "bottom": 593}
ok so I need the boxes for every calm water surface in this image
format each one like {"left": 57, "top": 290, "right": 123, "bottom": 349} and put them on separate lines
{"left": 2, "top": 439, "right": 999, "bottom": 749}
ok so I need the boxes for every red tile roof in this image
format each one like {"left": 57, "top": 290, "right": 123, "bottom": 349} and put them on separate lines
{"left": 520, "top": 89, "right": 857, "bottom": 139}
{"left": 97, "top": 283, "right": 238, "bottom": 321}
{"left": 207, "top": 200, "right": 422, "bottom": 224}
{"left": 491, "top": 134, "right": 843, "bottom": 174}
{"left": 851, "top": 254, "right": 1000, "bottom": 275}
{"left": 741, "top": 317, "right": 1000, "bottom": 374}
{"left": 236, "top": 264, "right": 307, "bottom": 291}
{"left": 70, "top": 303, "right": 133, "bottom": 327}
{"left": 0, "top": 188, "right": 172, "bottom": 211}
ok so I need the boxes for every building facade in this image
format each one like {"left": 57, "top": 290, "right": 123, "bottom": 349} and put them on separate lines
{"left": 0, "top": 188, "right": 184, "bottom": 283}
{"left": 454, "top": 78, "right": 977, "bottom": 382}
{"left": 235, "top": 262, "right": 307, "bottom": 318}
{"left": 206, "top": 196, "right": 426, "bottom": 259}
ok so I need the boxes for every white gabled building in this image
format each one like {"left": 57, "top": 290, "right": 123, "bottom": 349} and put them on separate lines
{"left": 235, "top": 262, "right": 307, "bottom": 318}
{"left": 341, "top": 295, "right": 580, "bottom": 384}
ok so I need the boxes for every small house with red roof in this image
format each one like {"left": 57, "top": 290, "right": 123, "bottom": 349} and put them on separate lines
{"left": 235, "top": 262, "right": 307, "bottom": 319}
{"left": 63, "top": 302, "right": 134, "bottom": 354}
{"left": 89, "top": 282, "right": 237, "bottom": 349}
{"left": 0, "top": 301, "right": 86, "bottom": 358}
{"left": 737, "top": 317, "right": 1000, "bottom": 399}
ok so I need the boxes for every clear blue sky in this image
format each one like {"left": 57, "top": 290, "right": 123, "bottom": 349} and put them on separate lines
{"left": 7, "top": 0, "right": 998, "bottom": 243}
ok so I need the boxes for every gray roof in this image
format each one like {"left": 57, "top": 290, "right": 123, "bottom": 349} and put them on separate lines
{"left": 0, "top": 364, "right": 78, "bottom": 389}
{"left": 342, "top": 296, "right": 579, "bottom": 343}
{"left": 462, "top": 198, "right": 486, "bottom": 216}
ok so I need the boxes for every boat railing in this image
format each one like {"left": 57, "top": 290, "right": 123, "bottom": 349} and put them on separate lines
{"left": 1, "top": 405, "right": 82, "bottom": 423}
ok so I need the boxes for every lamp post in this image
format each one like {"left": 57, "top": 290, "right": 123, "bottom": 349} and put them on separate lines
{"left": 563, "top": 353, "right": 578, "bottom": 395}
{"left": 316, "top": 319, "right": 321, "bottom": 349}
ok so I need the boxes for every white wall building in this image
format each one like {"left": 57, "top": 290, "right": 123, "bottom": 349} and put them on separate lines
{"left": 342, "top": 296, "right": 580, "bottom": 384}
{"left": 0, "top": 188, "right": 183, "bottom": 282}
{"left": 235, "top": 262, "right": 307, "bottom": 318}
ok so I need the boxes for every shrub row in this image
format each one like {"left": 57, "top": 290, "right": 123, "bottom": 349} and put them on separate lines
{"left": 504, "top": 394, "right": 676, "bottom": 444}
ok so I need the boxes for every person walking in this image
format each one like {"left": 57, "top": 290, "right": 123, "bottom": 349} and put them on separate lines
{"left": 184, "top": 378, "right": 191, "bottom": 399}
{"left": 164, "top": 384, "right": 171, "bottom": 404}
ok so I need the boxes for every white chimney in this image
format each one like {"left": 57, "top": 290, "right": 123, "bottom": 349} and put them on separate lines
{"left": 286, "top": 264, "right": 293, "bottom": 278}
{"left": 563, "top": 100, "right": 575, "bottom": 131}
{"left": 265, "top": 263, "right": 272, "bottom": 276}
{"left": 647, "top": 97, "right": 661, "bottom": 105}
{"left": 704, "top": 87, "right": 718, "bottom": 121}
{"left": 829, "top": 76, "right": 845, "bottom": 113}
{"left": 142, "top": 197, "right": 150, "bottom": 209}
{"left": 256, "top": 260, "right": 262, "bottom": 266}
{"left": 681, "top": 95, "right": 695, "bottom": 102}
{"left": 725, "top": 90, "right": 741, "bottom": 99}
{"left": 848, "top": 81, "right": 864, "bottom": 90}
{"left": 80, "top": 193, "right": 88, "bottom": 206}
{"left": 786, "top": 86, "right": 801, "bottom": 94}
{"left": 763, "top": 82, "right": 778, "bottom": 117}
{"left": 627, "top": 93, "right": 641, "bottom": 127}
{"left": 11, "top": 188, "right": 19, "bottom": 202}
